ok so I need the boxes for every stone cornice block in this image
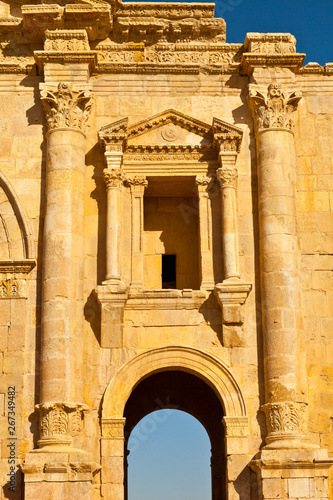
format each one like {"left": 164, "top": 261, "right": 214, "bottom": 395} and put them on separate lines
{"left": 214, "top": 279, "right": 252, "bottom": 325}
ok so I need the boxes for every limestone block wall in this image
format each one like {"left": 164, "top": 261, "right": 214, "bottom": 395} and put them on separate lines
{"left": 295, "top": 84, "right": 333, "bottom": 456}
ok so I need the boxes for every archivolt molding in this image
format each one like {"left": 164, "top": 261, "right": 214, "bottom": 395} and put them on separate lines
{"left": 0, "top": 169, "right": 35, "bottom": 266}
{"left": 102, "top": 346, "right": 247, "bottom": 421}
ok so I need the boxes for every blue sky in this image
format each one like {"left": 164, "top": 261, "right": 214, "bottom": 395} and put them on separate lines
{"left": 128, "top": 410, "right": 211, "bottom": 500}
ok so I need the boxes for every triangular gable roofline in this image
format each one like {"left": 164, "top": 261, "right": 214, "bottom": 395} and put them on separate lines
{"left": 99, "top": 109, "right": 243, "bottom": 153}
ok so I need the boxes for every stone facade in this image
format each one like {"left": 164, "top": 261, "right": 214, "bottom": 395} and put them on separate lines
{"left": 0, "top": 0, "right": 332, "bottom": 499}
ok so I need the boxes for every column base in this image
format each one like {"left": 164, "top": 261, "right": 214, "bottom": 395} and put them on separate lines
{"left": 250, "top": 448, "right": 333, "bottom": 500}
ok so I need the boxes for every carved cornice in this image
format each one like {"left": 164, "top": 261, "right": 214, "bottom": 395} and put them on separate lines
{"left": 240, "top": 32, "right": 305, "bottom": 75}
{"left": 36, "top": 402, "right": 88, "bottom": 448}
{"left": 262, "top": 401, "right": 307, "bottom": 446}
{"left": 0, "top": 259, "right": 36, "bottom": 274}
{"left": 216, "top": 166, "right": 238, "bottom": 189}
{"left": 44, "top": 29, "right": 90, "bottom": 52}
{"left": 103, "top": 168, "right": 126, "bottom": 189}
{"left": 248, "top": 83, "right": 302, "bottom": 133}
{"left": 40, "top": 82, "right": 93, "bottom": 134}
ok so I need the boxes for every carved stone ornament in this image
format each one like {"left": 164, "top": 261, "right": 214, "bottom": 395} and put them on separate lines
{"left": 262, "top": 401, "right": 307, "bottom": 445}
{"left": 101, "top": 418, "right": 126, "bottom": 438}
{"left": 125, "top": 176, "right": 148, "bottom": 188}
{"left": 216, "top": 166, "right": 238, "bottom": 189}
{"left": 36, "top": 402, "right": 88, "bottom": 448}
{"left": 223, "top": 416, "right": 249, "bottom": 437}
{"left": 40, "top": 82, "right": 93, "bottom": 133}
{"left": 248, "top": 83, "right": 302, "bottom": 133}
{"left": 0, "top": 279, "right": 20, "bottom": 298}
{"left": 103, "top": 168, "right": 126, "bottom": 189}
{"left": 44, "top": 29, "right": 90, "bottom": 52}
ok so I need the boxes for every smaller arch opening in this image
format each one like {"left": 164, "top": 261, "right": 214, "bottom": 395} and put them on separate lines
{"left": 124, "top": 370, "right": 226, "bottom": 500}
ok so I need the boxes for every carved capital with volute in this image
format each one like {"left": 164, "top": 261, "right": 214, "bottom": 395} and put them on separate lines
{"left": 216, "top": 165, "right": 238, "bottom": 189}
{"left": 248, "top": 83, "right": 302, "bottom": 134}
{"left": 40, "top": 82, "right": 93, "bottom": 134}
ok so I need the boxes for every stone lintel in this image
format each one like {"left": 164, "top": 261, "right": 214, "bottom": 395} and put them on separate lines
{"left": 214, "top": 279, "right": 252, "bottom": 324}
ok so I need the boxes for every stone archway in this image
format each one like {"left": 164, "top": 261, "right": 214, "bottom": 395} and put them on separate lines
{"left": 100, "top": 346, "right": 249, "bottom": 500}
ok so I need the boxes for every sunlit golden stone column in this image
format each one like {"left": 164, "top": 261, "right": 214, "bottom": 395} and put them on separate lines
{"left": 249, "top": 83, "right": 312, "bottom": 448}
{"left": 38, "top": 82, "right": 92, "bottom": 448}
{"left": 126, "top": 176, "right": 148, "bottom": 290}
{"left": 195, "top": 175, "right": 215, "bottom": 290}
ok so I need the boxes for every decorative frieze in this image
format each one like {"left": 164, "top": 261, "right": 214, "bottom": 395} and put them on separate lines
{"left": 261, "top": 402, "right": 307, "bottom": 446}
{"left": 244, "top": 33, "right": 297, "bottom": 55}
{"left": 40, "top": 82, "right": 93, "bottom": 133}
{"left": 36, "top": 402, "right": 88, "bottom": 448}
{"left": 44, "top": 29, "right": 90, "bottom": 52}
{"left": 248, "top": 83, "right": 302, "bottom": 133}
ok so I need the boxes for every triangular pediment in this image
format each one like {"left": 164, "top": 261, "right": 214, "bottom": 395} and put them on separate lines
{"left": 99, "top": 110, "right": 243, "bottom": 154}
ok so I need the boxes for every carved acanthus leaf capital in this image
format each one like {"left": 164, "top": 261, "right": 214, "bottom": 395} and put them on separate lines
{"left": 125, "top": 176, "right": 148, "bottom": 188}
{"left": 36, "top": 402, "right": 88, "bottom": 448}
{"left": 216, "top": 166, "right": 238, "bottom": 189}
{"left": 103, "top": 168, "right": 126, "bottom": 189}
{"left": 262, "top": 401, "right": 307, "bottom": 445}
{"left": 248, "top": 83, "right": 302, "bottom": 133}
{"left": 40, "top": 82, "right": 93, "bottom": 133}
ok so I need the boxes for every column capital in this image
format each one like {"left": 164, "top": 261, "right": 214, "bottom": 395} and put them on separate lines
{"left": 103, "top": 168, "right": 126, "bottom": 189}
{"left": 260, "top": 401, "right": 316, "bottom": 449}
{"left": 216, "top": 166, "right": 238, "bottom": 189}
{"left": 125, "top": 176, "right": 148, "bottom": 190}
{"left": 195, "top": 175, "right": 215, "bottom": 192}
{"left": 36, "top": 401, "right": 88, "bottom": 449}
{"left": 248, "top": 83, "right": 302, "bottom": 134}
{"left": 40, "top": 82, "right": 93, "bottom": 134}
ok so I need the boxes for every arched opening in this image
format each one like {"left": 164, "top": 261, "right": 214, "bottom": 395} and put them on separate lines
{"left": 127, "top": 409, "right": 211, "bottom": 500}
{"left": 123, "top": 371, "right": 226, "bottom": 500}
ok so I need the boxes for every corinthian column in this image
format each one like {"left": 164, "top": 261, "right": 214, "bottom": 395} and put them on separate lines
{"left": 38, "top": 82, "right": 92, "bottom": 448}
{"left": 249, "top": 83, "right": 310, "bottom": 448}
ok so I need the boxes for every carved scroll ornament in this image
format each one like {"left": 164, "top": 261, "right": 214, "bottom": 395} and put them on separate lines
{"left": 248, "top": 83, "right": 302, "bottom": 132}
{"left": 40, "top": 82, "right": 92, "bottom": 133}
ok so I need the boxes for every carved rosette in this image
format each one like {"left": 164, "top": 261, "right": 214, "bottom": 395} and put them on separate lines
{"left": 103, "top": 168, "right": 126, "bottom": 189}
{"left": 216, "top": 166, "right": 238, "bottom": 189}
{"left": 262, "top": 401, "right": 307, "bottom": 445}
{"left": 40, "top": 82, "right": 93, "bottom": 134}
{"left": 36, "top": 402, "right": 88, "bottom": 448}
{"left": 248, "top": 83, "right": 302, "bottom": 133}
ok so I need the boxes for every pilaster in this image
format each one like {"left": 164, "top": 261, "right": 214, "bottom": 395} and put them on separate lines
{"left": 195, "top": 175, "right": 215, "bottom": 291}
{"left": 125, "top": 176, "right": 148, "bottom": 291}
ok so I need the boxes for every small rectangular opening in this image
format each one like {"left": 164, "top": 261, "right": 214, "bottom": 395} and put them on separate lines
{"left": 162, "top": 254, "right": 176, "bottom": 289}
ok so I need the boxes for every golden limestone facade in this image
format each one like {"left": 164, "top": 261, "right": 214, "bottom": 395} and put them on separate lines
{"left": 0, "top": 0, "right": 332, "bottom": 499}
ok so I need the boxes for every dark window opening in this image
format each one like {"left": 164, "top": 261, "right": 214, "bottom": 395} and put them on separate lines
{"left": 162, "top": 254, "right": 176, "bottom": 289}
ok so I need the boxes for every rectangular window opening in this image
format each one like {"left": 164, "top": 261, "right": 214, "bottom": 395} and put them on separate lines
{"left": 162, "top": 254, "right": 176, "bottom": 289}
